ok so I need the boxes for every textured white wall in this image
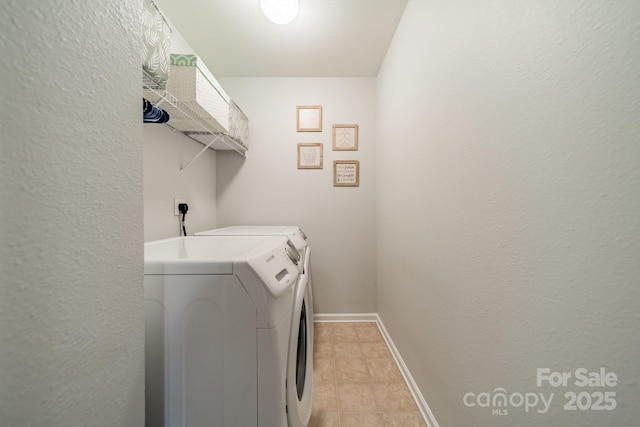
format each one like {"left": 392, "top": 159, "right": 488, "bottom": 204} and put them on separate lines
{"left": 0, "top": 1, "right": 144, "bottom": 425}
{"left": 144, "top": 125, "right": 217, "bottom": 241}
{"left": 376, "top": 0, "right": 640, "bottom": 426}
{"left": 216, "top": 78, "right": 377, "bottom": 313}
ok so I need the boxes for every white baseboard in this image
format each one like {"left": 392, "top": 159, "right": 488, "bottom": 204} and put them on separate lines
{"left": 313, "top": 312, "right": 440, "bottom": 427}
{"left": 374, "top": 314, "right": 440, "bottom": 427}
{"left": 314, "top": 312, "right": 378, "bottom": 322}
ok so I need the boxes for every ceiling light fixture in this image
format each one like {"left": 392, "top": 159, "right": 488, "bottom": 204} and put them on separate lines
{"left": 260, "top": 0, "right": 299, "bottom": 25}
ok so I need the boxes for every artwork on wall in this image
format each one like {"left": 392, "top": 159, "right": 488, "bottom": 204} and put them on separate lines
{"left": 332, "top": 124, "right": 359, "bottom": 151}
{"left": 333, "top": 160, "right": 360, "bottom": 187}
{"left": 297, "top": 143, "right": 323, "bottom": 169}
{"left": 297, "top": 105, "right": 323, "bottom": 132}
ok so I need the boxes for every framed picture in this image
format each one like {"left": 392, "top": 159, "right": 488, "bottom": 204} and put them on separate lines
{"left": 332, "top": 124, "right": 359, "bottom": 151}
{"left": 297, "top": 143, "right": 323, "bottom": 169}
{"left": 333, "top": 160, "right": 360, "bottom": 187}
{"left": 297, "top": 105, "right": 323, "bottom": 132}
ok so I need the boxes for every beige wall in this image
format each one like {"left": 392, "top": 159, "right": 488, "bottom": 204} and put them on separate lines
{"left": 216, "top": 78, "right": 377, "bottom": 314}
{"left": 0, "top": 0, "right": 144, "bottom": 425}
{"left": 376, "top": 0, "right": 640, "bottom": 425}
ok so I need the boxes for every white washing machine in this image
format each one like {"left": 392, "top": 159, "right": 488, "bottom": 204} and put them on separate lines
{"left": 195, "top": 226, "right": 313, "bottom": 325}
{"left": 196, "top": 226, "right": 308, "bottom": 258}
{"left": 194, "top": 226, "right": 313, "bottom": 319}
{"left": 194, "top": 226, "right": 314, "bottom": 424}
{"left": 144, "top": 235, "right": 313, "bottom": 427}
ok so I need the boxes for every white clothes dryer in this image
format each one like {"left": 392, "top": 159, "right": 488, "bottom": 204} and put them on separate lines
{"left": 144, "top": 235, "right": 312, "bottom": 427}
{"left": 194, "top": 226, "right": 314, "bottom": 426}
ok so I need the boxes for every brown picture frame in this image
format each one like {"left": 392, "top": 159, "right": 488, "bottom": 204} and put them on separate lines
{"left": 332, "top": 124, "right": 359, "bottom": 151}
{"left": 333, "top": 160, "right": 360, "bottom": 187}
{"left": 297, "top": 143, "right": 323, "bottom": 169}
{"left": 296, "top": 105, "right": 323, "bottom": 132}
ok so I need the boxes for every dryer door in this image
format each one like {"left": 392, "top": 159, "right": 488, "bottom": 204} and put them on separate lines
{"left": 286, "top": 273, "right": 313, "bottom": 427}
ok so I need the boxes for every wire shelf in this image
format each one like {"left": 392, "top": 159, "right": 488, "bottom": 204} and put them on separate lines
{"left": 143, "top": 71, "right": 247, "bottom": 173}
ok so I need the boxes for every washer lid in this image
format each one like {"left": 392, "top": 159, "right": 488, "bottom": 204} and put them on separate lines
{"left": 200, "top": 225, "right": 298, "bottom": 235}
{"left": 195, "top": 225, "right": 308, "bottom": 253}
{"left": 144, "top": 235, "right": 287, "bottom": 275}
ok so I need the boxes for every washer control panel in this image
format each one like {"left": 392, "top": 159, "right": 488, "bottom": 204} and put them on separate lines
{"left": 247, "top": 238, "right": 300, "bottom": 298}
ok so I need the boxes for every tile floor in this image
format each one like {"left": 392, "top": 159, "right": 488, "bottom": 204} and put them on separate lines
{"left": 310, "top": 322, "right": 427, "bottom": 427}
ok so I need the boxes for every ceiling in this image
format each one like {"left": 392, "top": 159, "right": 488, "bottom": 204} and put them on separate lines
{"left": 153, "top": 0, "right": 409, "bottom": 77}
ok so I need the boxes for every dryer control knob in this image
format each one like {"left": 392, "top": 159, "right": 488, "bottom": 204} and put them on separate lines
{"left": 285, "top": 247, "right": 300, "bottom": 265}
{"left": 286, "top": 240, "right": 301, "bottom": 263}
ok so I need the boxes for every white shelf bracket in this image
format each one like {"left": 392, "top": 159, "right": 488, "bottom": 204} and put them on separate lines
{"left": 180, "top": 134, "right": 224, "bottom": 175}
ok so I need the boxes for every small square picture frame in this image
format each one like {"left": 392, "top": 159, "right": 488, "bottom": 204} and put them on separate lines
{"left": 332, "top": 124, "right": 359, "bottom": 151}
{"left": 297, "top": 143, "right": 323, "bottom": 169}
{"left": 297, "top": 105, "right": 323, "bottom": 132}
{"left": 333, "top": 160, "right": 360, "bottom": 187}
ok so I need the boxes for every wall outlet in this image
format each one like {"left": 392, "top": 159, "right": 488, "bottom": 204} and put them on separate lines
{"left": 174, "top": 198, "right": 186, "bottom": 216}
